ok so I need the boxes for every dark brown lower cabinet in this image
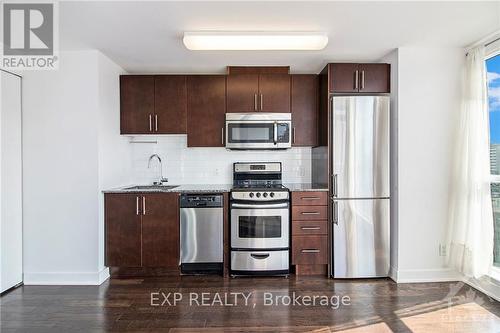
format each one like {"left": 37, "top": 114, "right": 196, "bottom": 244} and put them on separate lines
{"left": 105, "top": 194, "right": 142, "bottom": 267}
{"left": 141, "top": 193, "right": 179, "bottom": 268}
{"left": 291, "top": 191, "right": 328, "bottom": 276}
{"left": 105, "top": 192, "right": 179, "bottom": 270}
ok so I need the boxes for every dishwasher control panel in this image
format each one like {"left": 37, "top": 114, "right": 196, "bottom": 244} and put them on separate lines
{"left": 180, "top": 194, "right": 223, "bottom": 208}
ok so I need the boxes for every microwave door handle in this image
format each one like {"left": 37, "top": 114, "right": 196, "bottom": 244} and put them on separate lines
{"left": 273, "top": 122, "right": 278, "bottom": 145}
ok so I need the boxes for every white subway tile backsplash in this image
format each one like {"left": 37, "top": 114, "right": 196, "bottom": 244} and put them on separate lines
{"left": 129, "top": 135, "right": 311, "bottom": 185}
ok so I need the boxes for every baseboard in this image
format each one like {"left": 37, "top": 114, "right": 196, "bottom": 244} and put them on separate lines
{"left": 389, "top": 266, "right": 398, "bottom": 282}
{"left": 24, "top": 267, "right": 110, "bottom": 285}
{"left": 394, "top": 268, "right": 461, "bottom": 283}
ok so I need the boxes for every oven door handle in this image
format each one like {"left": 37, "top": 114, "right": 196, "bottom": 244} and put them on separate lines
{"left": 273, "top": 121, "right": 278, "bottom": 145}
{"left": 231, "top": 203, "right": 289, "bottom": 209}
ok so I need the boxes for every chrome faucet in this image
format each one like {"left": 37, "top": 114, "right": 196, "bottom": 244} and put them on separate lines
{"left": 148, "top": 154, "right": 168, "bottom": 185}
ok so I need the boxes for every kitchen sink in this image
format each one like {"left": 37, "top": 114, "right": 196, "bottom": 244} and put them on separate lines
{"left": 124, "top": 185, "right": 179, "bottom": 191}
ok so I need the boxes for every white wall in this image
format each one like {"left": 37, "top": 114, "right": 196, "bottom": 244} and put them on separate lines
{"left": 96, "top": 53, "right": 130, "bottom": 273}
{"left": 394, "top": 47, "right": 464, "bottom": 282}
{"left": 380, "top": 49, "right": 399, "bottom": 278}
{"left": 22, "top": 51, "right": 130, "bottom": 285}
{"left": 129, "top": 136, "right": 311, "bottom": 185}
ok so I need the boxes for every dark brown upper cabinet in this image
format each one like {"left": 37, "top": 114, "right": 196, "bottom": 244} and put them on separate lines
{"left": 291, "top": 75, "right": 318, "bottom": 147}
{"left": 105, "top": 192, "right": 179, "bottom": 269}
{"left": 154, "top": 75, "right": 187, "bottom": 134}
{"left": 328, "top": 63, "right": 390, "bottom": 94}
{"left": 120, "top": 75, "right": 155, "bottom": 134}
{"left": 226, "top": 73, "right": 290, "bottom": 112}
{"left": 226, "top": 74, "right": 259, "bottom": 112}
{"left": 120, "top": 75, "right": 187, "bottom": 135}
{"left": 186, "top": 75, "right": 226, "bottom": 147}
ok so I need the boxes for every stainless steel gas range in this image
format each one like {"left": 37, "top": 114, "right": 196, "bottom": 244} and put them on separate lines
{"left": 230, "top": 162, "right": 290, "bottom": 276}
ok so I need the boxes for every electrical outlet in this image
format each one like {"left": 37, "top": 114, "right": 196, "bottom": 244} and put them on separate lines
{"left": 439, "top": 244, "right": 447, "bottom": 257}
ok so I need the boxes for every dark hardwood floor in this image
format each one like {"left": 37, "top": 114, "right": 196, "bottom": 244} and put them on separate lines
{"left": 2, "top": 276, "right": 500, "bottom": 332}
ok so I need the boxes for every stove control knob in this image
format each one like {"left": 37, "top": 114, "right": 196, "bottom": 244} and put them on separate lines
{"left": 270, "top": 192, "right": 275, "bottom": 198}
{"left": 256, "top": 192, "right": 261, "bottom": 198}
{"left": 263, "top": 192, "right": 268, "bottom": 198}
{"left": 249, "top": 192, "right": 254, "bottom": 198}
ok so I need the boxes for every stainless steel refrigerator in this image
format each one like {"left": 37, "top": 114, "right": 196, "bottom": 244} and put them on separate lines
{"left": 330, "top": 96, "right": 390, "bottom": 278}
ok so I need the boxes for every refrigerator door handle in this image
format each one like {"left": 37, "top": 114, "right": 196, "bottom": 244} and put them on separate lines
{"left": 332, "top": 200, "right": 338, "bottom": 225}
{"left": 332, "top": 174, "right": 338, "bottom": 197}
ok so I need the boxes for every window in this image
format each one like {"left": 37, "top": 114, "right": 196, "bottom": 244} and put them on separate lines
{"left": 487, "top": 54, "right": 500, "bottom": 266}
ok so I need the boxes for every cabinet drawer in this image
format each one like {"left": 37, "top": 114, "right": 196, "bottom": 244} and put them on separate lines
{"left": 292, "top": 191, "right": 328, "bottom": 206}
{"left": 292, "top": 205, "right": 328, "bottom": 220}
{"left": 292, "top": 220, "right": 327, "bottom": 236}
{"left": 292, "top": 236, "right": 328, "bottom": 265}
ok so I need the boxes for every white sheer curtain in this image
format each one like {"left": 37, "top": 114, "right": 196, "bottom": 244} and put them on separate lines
{"left": 447, "top": 46, "right": 493, "bottom": 278}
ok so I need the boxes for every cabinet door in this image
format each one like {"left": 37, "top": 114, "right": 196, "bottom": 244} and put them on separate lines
{"left": 329, "top": 63, "right": 359, "bottom": 93}
{"left": 358, "top": 64, "right": 390, "bottom": 93}
{"left": 258, "top": 74, "right": 290, "bottom": 112}
{"left": 120, "top": 75, "right": 154, "bottom": 134}
{"left": 187, "top": 75, "right": 226, "bottom": 147}
{"left": 142, "top": 193, "right": 179, "bottom": 268}
{"left": 105, "top": 194, "right": 142, "bottom": 267}
{"left": 154, "top": 75, "right": 187, "bottom": 134}
{"left": 291, "top": 75, "right": 318, "bottom": 146}
{"left": 226, "top": 74, "right": 259, "bottom": 112}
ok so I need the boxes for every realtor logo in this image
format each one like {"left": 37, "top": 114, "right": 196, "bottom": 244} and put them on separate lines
{"left": 1, "top": 1, "right": 59, "bottom": 70}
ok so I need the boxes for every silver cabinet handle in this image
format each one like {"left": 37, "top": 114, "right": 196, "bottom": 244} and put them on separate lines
{"left": 333, "top": 201, "right": 338, "bottom": 225}
{"left": 301, "top": 212, "right": 320, "bottom": 215}
{"left": 301, "top": 249, "right": 320, "bottom": 253}
{"left": 155, "top": 114, "right": 158, "bottom": 132}
{"left": 293, "top": 127, "right": 296, "bottom": 144}
{"left": 142, "top": 196, "right": 146, "bottom": 215}
{"left": 354, "top": 70, "right": 359, "bottom": 90}
{"left": 136, "top": 196, "right": 140, "bottom": 215}
{"left": 332, "top": 174, "right": 338, "bottom": 197}
{"left": 361, "top": 70, "right": 365, "bottom": 90}
{"left": 301, "top": 226, "right": 321, "bottom": 230}
{"left": 149, "top": 114, "right": 153, "bottom": 132}
{"left": 221, "top": 128, "right": 224, "bottom": 145}
{"left": 254, "top": 94, "right": 257, "bottom": 111}
{"left": 260, "top": 93, "right": 263, "bottom": 110}
{"left": 301, "top": 196, "right": 320, "bottom": 200}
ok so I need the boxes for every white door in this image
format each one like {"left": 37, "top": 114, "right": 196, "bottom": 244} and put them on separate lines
{"left": 1, "top": 70, "right": 23, "bottom": 293}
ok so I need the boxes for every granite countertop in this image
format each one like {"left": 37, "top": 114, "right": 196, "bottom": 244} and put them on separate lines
{"left": 285, "top": 183, "right": 329, "bottom": 192}
{"left": 103, "top": 184, "right": 232, "bottom": 194}
{"left": 104, "top": 183, "right": 328, "bottom": 194}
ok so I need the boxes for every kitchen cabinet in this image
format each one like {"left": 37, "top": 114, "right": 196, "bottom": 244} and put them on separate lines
{"left": 120, "top": 75, "right": 154, "bottom": 134}
{"left": 291, "top": 191, "right": 328, "bottom": 276}
{"left": 154, "top": 75, "right": 187, "bottom": 134}
{"left": 226, "top": 74, "right": 259, "bottom": 112}
{"left": 105, "top": 194, "right": 142, "bottom": 267}
{"left": 120, "top": 75, "right": 187, "bottom": 134}
{"left": 105, "top": 192, "right": 179, "bottom": 269}
{"left": 291, "top": 75, "right": 318, "bottom": 146}
{"left": 328, "top": 63, "right": 390, "bottom": 93}
{"left": 186, "top": 75, "right": 226, "bottom": 147}
{"left": 141, "top": 193, "right": 179, "bottom": 267}
{"left": 226, "top": 74, "right": 290, "bottom": 112}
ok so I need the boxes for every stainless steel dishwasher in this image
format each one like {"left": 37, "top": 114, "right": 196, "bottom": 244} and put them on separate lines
{"left": 180, "top": 194, "right": 223, "bottom": 274}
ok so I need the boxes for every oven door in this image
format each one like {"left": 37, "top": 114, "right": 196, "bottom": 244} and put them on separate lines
{"left": 225, "top": 121, "right": 291, "bottom": 149}
{"left": 230, "top": 202, "right": 289, "bottom": 249}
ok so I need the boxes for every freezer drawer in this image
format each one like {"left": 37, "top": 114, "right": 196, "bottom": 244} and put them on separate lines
{"left": 331, "top": 96, "right": 390, "bottom": 199}
{"left": 332, "top": 198, "right": 390, "bottom": 278}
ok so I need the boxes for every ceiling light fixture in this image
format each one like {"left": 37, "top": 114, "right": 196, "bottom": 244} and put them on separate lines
{"left": 183, "top": 32, "right": 328, "bottom": 51}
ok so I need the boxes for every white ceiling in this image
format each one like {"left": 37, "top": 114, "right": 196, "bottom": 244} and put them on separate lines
{"left": 60, "top": 1, "right": 500, "bottom": 74}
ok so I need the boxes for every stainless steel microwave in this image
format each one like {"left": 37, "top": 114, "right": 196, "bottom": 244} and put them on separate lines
{"left": 225, "top": 113, "right": 292, "bottom": 149}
